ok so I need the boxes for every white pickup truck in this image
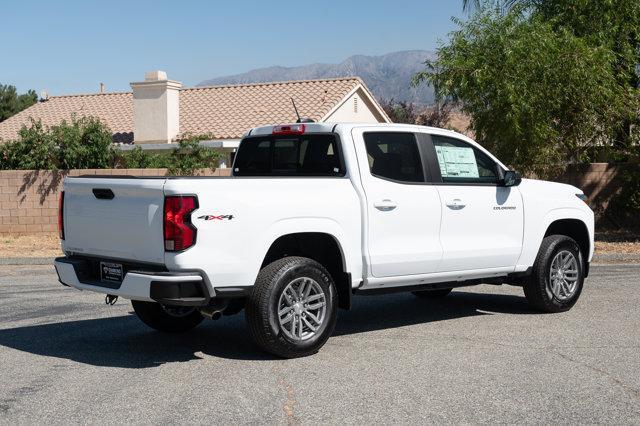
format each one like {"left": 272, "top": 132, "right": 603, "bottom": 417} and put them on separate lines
{"left": 55, "top": 122, "right": 594, "bottom": 358}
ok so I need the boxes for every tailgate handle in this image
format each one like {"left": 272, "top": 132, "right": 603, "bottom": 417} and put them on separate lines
{"left": 92, "top": 188, "right": 115, "bottom": 200}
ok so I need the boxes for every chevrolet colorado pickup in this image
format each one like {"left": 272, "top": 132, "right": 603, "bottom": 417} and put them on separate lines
{"left": 55, "top": 122, "right": 594, "bottom": 358}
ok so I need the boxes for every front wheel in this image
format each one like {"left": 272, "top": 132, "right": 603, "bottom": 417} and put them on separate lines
{"left": 245, "top": 256, "right": 338, "bottom": 358}
{"left": 131, "top": 300, "right": 204, "bottom": 333}
{"left": 523, "top": 235, "right": 585, "bottom": 313}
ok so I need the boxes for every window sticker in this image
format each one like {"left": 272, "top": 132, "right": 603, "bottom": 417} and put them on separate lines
{"left": 435, "top": 145, "right": 479, "bottom": 178}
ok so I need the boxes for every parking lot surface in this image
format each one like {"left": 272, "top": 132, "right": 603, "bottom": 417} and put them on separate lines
{"left": 1, "top": 263, "right": 639, "bottom": 424}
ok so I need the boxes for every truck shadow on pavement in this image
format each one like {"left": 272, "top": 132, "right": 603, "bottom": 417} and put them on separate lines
{"left": 0, "top": 291, "right": 535, "bottom": 367}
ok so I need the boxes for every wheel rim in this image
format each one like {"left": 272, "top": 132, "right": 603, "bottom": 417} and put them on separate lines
{"left": 161, "top": 305, "right": 196, "bottom": 317}
{"left": 548, "top": 250, "right": 579, "bottom": 301}
{"left": 277, "top": 277, "right": 327, "bottom": 341}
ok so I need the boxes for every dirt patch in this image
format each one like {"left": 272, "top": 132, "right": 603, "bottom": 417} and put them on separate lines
{"left": 0, "top": 234, "right": 62, "bottom": 258}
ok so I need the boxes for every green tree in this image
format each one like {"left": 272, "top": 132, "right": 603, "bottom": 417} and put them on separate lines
{"left": 461, "top": 0, "right": 640, "bottom": 149}
{"left": 0, "top": 84, "right": 38, "bottom": 122}
{"left": 463, "top": 0, "right": 527, "bottom": 12}
{"left": 414, "top": 7, "right": 635, "bottom": 177}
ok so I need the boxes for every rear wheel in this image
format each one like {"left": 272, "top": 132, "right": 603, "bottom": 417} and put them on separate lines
{"left": 412, "top": 288, "right": 452, "bottom": 299}
{"left": 523, "top": 235, "right": 585, "bottom": 313}
{"left": 131, "top": 300, "right": 204, "bottom": 333}
{"left": 245, "top": 256, "right": 338, "bottom": 358}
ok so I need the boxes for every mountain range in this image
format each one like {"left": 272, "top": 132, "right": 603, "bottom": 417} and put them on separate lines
{"left": 197, "top": 50, "right": 436, "bottom": 105}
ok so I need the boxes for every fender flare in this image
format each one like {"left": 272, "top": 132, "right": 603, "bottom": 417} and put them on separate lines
{"left": 517, "top": 208, "right": 594, "bottom": 269}
{"left": 250, "top": 217, "right": 360, "bottom": 285}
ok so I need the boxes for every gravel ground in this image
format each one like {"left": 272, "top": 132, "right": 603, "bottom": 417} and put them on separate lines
{"left": 0, "top": 264, "right": 639, "bottom": 424}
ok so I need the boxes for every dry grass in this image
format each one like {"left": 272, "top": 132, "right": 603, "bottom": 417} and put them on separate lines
{"left": 0, "top": 233, "right": 62, "bottom": 258}
{"left": 595, "top": 241, "right": 640, "bottom": 254}
{"left": 594, "top": 231, "right": 640, "bottom": 254}
{"left": 0, "top": 232, "right": 639, "bottom": 258}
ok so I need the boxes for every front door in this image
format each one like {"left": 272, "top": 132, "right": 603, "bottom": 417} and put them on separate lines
{"left": 352, "top": 130, "right": 443, "bottom": 278}
{"left": 428, "top": 134, "right": 524, "bottom": 272}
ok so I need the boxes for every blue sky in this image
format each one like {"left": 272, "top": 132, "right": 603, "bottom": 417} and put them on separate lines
{"left": 2, "top": 0, "right": 464, "bottom": 95}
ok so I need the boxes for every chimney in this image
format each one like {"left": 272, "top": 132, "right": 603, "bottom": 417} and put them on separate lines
{"left": 130, "top": 71, "right": 181, "bottom": 144}
{"left": 100, "top": 82, "right": 105, "bottom": 93}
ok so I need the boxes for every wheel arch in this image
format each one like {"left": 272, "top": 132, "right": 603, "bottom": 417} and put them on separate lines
{"left": 261, "top": 231, "right": 353, "bottom": 310}
{"left": 516, "top": 208, "right": 594, "bottom": 273}
{"left": 544, "top": 218, "right": 591, "bottom": 267}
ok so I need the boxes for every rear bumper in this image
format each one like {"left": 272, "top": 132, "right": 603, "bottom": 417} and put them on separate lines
{"left": 54, "top": 257, "right": 213, "bottom": 306}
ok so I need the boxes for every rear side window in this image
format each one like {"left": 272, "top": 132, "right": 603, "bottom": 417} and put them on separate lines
{"left": 233, "top": 134, "right": 344, "bottom": 176}
{"left": 431, "top": 135, "right": 498, "bottom": 184}
{"left": 364, "top": 132, "right": 424, "bottom": 183}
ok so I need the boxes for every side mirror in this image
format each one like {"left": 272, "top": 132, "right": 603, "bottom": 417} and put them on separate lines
{"left": 502, "top": 170, "right": 522, "bottom": 187}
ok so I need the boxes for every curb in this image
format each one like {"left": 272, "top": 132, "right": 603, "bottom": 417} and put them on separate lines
{"left": 592, "top": 253, "right": 640, "bottom": 263}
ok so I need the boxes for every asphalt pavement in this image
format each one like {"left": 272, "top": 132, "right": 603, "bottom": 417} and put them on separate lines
{"left": 0, "top": 263, "right": 639, "bottom": 424}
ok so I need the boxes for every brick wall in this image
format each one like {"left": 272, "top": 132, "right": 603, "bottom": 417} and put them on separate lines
{"left": 558, "top": 163, "right": 632, "bottom": 208}
{"left": 0, "top": 168, "right": 231, "bottom": 235}
{"left": 557, "top": 162, "right": 636, "bottom": 229}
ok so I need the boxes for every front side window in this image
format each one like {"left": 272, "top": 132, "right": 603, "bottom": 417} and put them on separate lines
{"left": 431, "top": 135, "right": 498, "bottom": 184}
{"left": 364, "top": 132, "right": 424, "bottom": 183}
{"left": 233, "top": 134, "right": 343, "bottom": 176}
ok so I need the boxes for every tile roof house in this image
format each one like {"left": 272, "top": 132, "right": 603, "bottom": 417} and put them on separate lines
{"left": 0, "top": 71, "right": 390, "bottom": 154}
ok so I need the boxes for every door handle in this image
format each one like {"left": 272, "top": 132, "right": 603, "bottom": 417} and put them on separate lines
{"left": 446, "top": 199, "right": 466, "bottom": 210}
{"left": 374, "top": 199, "right": 397, "bottom": 211}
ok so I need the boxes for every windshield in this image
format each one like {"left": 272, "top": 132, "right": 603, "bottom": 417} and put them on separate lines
{"left": 233, "top": 134, "right": 345, "bottom": 177}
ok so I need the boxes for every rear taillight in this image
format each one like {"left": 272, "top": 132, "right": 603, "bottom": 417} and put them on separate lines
{"left": 58, "top": 191, "right": 65, "bottom": 240}
{"left": 163, "top": 195, "right": 198, "bottom": 251}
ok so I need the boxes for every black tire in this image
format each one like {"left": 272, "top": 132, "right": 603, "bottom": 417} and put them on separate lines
{"left": 245, "top": 256, "right": 338, "bottom": 358}
{"left": 131, "top": 300, "right": 204, "bottom": 333}
{"left": 523, "top": 235, "right": 585, "bottom": 313}
{"left": 412, "top": 288, "right": 453, "bottom": 299}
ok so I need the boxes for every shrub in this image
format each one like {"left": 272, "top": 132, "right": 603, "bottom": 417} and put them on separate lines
{"left": 118, "top": 136, "right": 222, "bottom": 175}
{"left": 1, "top": 119, "right": 223, "bottom": 174}
{"left": 0, "top": 117, "right": 115, "bottom": 170}
{"left": 118, "top": 146, "right": 170, "bottom": 169}
{"left": 166, "top": 137, "right": 221, "bottom": 176}
{"left": 380, "top": 99, "right": 418, "bottom": 124}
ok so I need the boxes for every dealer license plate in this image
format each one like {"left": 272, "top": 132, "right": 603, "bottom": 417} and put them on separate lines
{"left": 100, "top": 262, "right": 123, "bottom": 284}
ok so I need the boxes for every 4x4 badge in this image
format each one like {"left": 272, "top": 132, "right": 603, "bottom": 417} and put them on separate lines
{"left": 198, "top": 214, "right": 234, "bottom": 221}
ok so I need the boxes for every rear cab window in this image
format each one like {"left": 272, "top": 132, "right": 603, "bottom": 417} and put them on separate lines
{"left": 233, "top": 134, "right": 345, "bottom": 177}
{"left": 363, "top": 132, "right": 424, "bottom": 183}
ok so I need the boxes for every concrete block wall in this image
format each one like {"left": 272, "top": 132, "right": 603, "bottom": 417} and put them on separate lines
{"left": 557, "top": 163, "right": 633, "bottom": 211}
{"left": 0, "top": 168, "right": 231, "bottom": 235}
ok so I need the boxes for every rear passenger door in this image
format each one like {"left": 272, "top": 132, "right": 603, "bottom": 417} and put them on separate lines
{"left": 352, "top": 130, "right": 442, "bottom": 278}
{"left": 424, "top": 134, "right": 524, "bottom": 272}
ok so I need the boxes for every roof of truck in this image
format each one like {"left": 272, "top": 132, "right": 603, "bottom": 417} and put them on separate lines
{"left": 248, "top": 122, "right": 470, "bottom": 140}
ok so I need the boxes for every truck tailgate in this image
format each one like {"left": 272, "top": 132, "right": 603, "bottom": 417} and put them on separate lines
{"left": 62, "top": 177, "right": 167, "bottom": 264}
